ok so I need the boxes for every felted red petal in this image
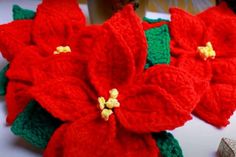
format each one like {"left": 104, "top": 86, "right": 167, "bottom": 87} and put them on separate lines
{"left": 6, "top": 48, "right": 41, "bottom": 82}
{"left": 5, "top": 81, "right": 32, "bottom": 124}
{"left": 145, "top": 65, "right": 203, "bottom": 111}
{"left": 5, "top": 50, "right": 88, "bottom": 124}
{"left": 88, "top": 28, "right": 135, "bottom": 97}
{"left": 62, "top": 116, "right": 116, "bottom": 157}
{"left": 116, "top": 65, "right": 202, "bottom": 133}
{"left": 104, "top": 4, "right": 147, "bottom": 75}
{"left": 8, "top": 52, "right": 88, "bottom": 85}
{"left": 44, "top": 123, "right": 69, "bottom": 157}
{"left": 0, "top": 20, "right": 33, "bottom": 61}
{"left": 172, "top": 55, "right": 212, "bottom": 82}
{"left": 70, "top": 25, "right": 102, "bottom": 55}
{"left": 194, "top": 84, "right": 236, "bottom": 127}
{"left": 32, "top": 54, "right": 88, "bottom": 84}
{"left": 192, "top": 58, "right": 236, "bottom": 127}
{"left": 30, "top": 77, "right": 98, "bottom": 122}
{"left": 103, "top": 127, "right": 159, "bottom": 157}
{"left": 33, "top": 0, "right": 85, "bottom": 55}
{"left": 197, "top": 2, "right": 235, "bottom": 23}
{"left": 204, "top": 18, "right": 236, "bottom": 57}
{"left": 169, "top": 8, "right": 205, "bottom": 56}
{"left": 212, "top": 58, "right": 236, "bottom": 84}
{"left": 62, "top": 116, "right": 158, "bottom": 157}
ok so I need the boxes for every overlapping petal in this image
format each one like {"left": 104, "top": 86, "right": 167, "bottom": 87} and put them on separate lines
{"left": 30, "top": 77, "right": 98, "bottom": 121}
{"left": 170, "top": 2, "right": 236, "bottom": 58}
{"left": 169, "top": 8, "right": 205, "bottom": 55}
{"left": 104, "top": 4, "right": 147, "bottom": 75}
{"left": 6, "top": 81, "right": 32, "bottom": 123}
{"left": 44, "top": 123, "right": 69, "bottom": 157}
{"left": 197, "top": 2, "right": 235, "bottom": 22}
{"left": 194, "top": 84, "right": 236, "bottom": 127}
{"left": 172, "top": 56, "right": 212, "bottom": 81}
{"left": 45, "top": 116, "right": 158, "bottom": 157}
{"left": 212, "top": 58, "right": 236, "bottom": 84}
{"left": 170, "top": 3, "right": 236, "bottom": 127}
{"left": 6, "top": 48, "right": 41, "bottom": 82}
{"left": 0, "top": 20, "right": 33, "bottom": 61}
{"left": 88, "top": 28, "right": 135, "bottom": 97}
{"left": 204, "top": 19, "right": 236, "bottom": 57}
{"left": 116, "top": 65, "right": 201, "bottom": 133}
{"left": 33, "top": 0, "right": 85, "bottom": 55}
{"left": 8, "top": 52, "right": 88, "bottom": 84}
{"left": 5, "top": 50, "right": 88, "bottom": 124}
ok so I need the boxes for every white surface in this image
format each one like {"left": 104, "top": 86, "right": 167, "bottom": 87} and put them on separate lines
{"left": 0, "top": 1, "right": 236, "bottom": 157}
{"left": 145, "top": 11, "right": 170, "bottom": 20}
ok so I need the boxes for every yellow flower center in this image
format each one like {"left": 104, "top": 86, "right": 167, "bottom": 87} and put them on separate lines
{"left": 197, "top": 42, "right": 216, "bottom": 61}
{"left": 53, "top": 46, "right": 71, "bottom": 55}
{"left": 98, "top": 88, "right": 120, "bottom": 121}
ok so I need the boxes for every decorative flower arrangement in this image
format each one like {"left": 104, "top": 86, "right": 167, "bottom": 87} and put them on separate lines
{"left": 170, "top": 2, "right": 236, "bottom": 127}
{"left": 0, "top": 0, "right": 235, "bottom": 156}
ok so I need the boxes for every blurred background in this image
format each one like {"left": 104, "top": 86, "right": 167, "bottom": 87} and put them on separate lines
{"left": 86, "top": 0, "right": 216, "bottom": 23}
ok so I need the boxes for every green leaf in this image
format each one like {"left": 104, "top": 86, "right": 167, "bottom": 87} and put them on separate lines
{"left": 153, "top": 132, "right": 183, "bottom": 157}
{"left": 13, "top": 4, "right": 36, "bottom": 20}
{"left": 11, "top": 101, "right": 61, "bottom": 149}
{"left": 0, "top": 64, "right": 9, "bottom": 96}
{"left": 143, "top": 17, "right": 169, "bottom": 23}
{"left": 144, "top": 24, "right": 171, "bottom": 68}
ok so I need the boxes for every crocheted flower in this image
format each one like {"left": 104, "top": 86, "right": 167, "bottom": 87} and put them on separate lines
{"left": 0, "top": 0, "right": 86, "bottom": 124}
{"left": 25, "top": 6, "right": 203, "bottom": 157}
{"left": 170, "top": 2, "right": 236, "bottom": 127}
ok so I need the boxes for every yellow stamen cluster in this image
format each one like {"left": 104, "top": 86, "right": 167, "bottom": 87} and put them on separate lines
{"left": 53, "top": 46, "right": 71, "bottom": 55}
{"left": 98, "top": 89, "right": 120, "bottom": 121}
{"left": 198, "top": 42, "right": 216, "bottom": 61}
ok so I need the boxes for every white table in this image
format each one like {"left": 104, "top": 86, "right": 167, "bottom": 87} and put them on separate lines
{"left": 0, "top": 1, "right": 236, "bottom": 157}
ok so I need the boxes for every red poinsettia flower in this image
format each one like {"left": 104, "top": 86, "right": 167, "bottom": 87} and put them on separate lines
{"left": 24, "top": 4, "right": 203, "bottom": 157}
{"left": 170, "top": 2, "right": 236, "bottom": 127}
{"left": 0, "top": 0, "right": 88, "bottom": 124}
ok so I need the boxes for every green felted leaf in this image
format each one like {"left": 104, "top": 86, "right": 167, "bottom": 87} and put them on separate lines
{"left": 143, "top": 17, "right": 169, "bottom": 23}
{"left": 144, "top": 24, "right": 170, "bottom": 68}
{"left": 153, "top": 132, "right": 183, "bottom": 157}
{"left": 11, "top": 101, "right": 61, "bottom": 149}
{"left": 0, "top": 64, "right": 9, "bottom": 96}
{"left": 13, "top": 4, "right": 36, "bottom": 20}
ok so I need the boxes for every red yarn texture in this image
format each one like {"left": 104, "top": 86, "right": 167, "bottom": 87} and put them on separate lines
{"left": 170, "top": 2, "right": 236, "bottom": 127}
{"left": 25, "top": 4, "right": 202, "bottom": 157}
{"left": 142, "top": 21, "right": 169, "bottom": 31}
{"left": 0, "top": 0, "right": 86, "bottom": 124}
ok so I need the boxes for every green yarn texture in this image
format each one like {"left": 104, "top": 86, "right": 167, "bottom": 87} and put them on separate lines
{"left": 144, "top": 18, "right": 170, "bottom": 68}
{"left": 154, "top": 132, "right": 183, "bottom": 157}
{"left": 143, "top": 17, "right": 169, "bottom": 23}
{"left": 11, "top": 101, "right": 61, "bottom": 148}
{"left": 13, "top": 4, "right": 36, "bottom": 20}
{"left": 0, "top": 64, "right": 9, "bottom": 96}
